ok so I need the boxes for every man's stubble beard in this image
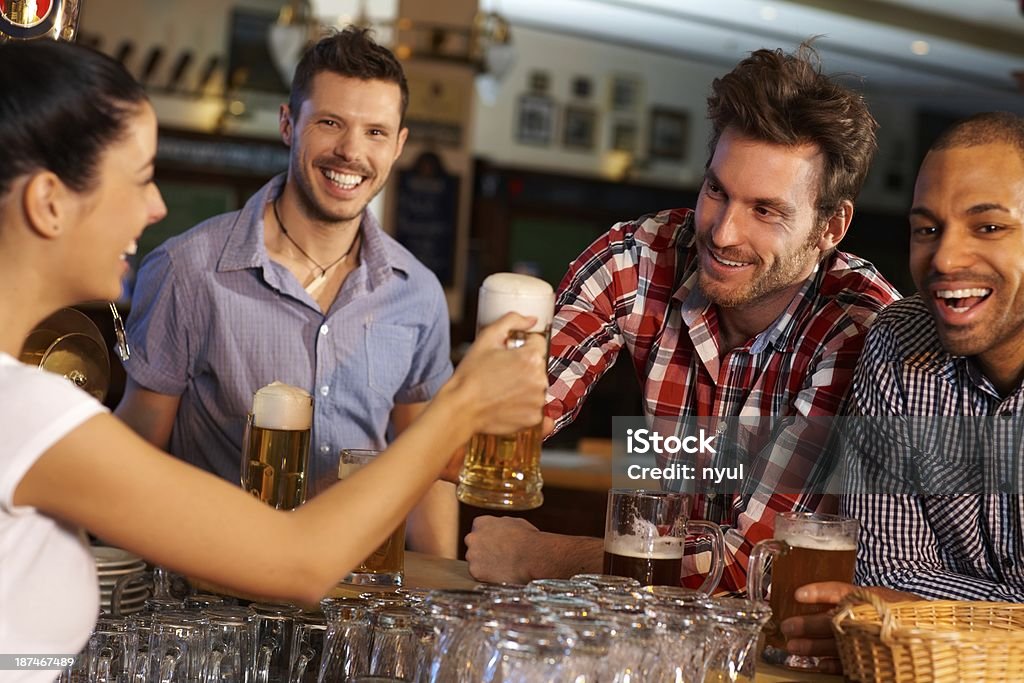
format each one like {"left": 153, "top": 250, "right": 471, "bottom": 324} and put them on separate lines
{"left": 289, "top": 155, "right": 385, "bottom": 226}
{"left": 697, "top": 223, "right": 824, "bottom": 308}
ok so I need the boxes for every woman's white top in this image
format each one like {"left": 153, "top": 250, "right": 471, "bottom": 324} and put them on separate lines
{"left": 0, "top": 353, "right": 106, "bottom": 676}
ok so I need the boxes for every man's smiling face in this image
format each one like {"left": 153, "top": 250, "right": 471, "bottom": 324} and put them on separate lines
{"left": 910, "top": 142, "right": 1024, "bottom": 382}
{"left": 281, "top": 71, "right": 407, "bottom": 225}
{"left": 694, "top": 127, "right": 828, "bottom": 311}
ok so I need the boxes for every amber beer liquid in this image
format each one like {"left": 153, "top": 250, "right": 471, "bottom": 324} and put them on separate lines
{"left": 603, "top": 534, "right": 684, "bottom": 586}
{"left": 748, "top": 512, "right": 859, "bottom": 671}
{"left": 353, "top": 520, "right": 406, "bottom": 582}
{"left": 459, "top": 329, "right": 548, "bottom": 509}
{"left": 241, "top": 382, "right": 313, "bottom": 511}
{"left": 339, "top": 449, "right": 404, "bottom": 586}
{"left": 764, "top": 535, "right": 857, "bottom": 650}
{"left": 244, "top": 425, "right": 311, "bottom": 510}
{"left": 457, "top": 274, "right": 554, "bottom": 511}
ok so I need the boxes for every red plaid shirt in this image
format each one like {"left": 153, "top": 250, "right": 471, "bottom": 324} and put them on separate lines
{"left": 545, "top": 208, "right": 900, "bottom": 592}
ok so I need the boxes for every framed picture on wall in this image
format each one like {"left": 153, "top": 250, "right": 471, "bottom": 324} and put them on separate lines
{"left": 572, "top": 76, "right": 593, "bottom": 100}
{"left": 648, "top": 107, "right": 689, "bottom": 161}
{"left": 516, "top": 93, "right": 556, "bottom": 146}
{"left": 563, "top": 106, "right": 597, "bottom": 151}
{"left": 610, "top": 73, "right": 643, "bottom": 113}
{"left": 611, "top": 119, "right": 638, "bottom": 153}
{"left": 529, "top": 70, "right": 551, "bottom": 94}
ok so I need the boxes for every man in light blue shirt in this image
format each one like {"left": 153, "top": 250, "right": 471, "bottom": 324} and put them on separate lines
{"left": 116, "top": 28, "right": 457, "bottom": 556}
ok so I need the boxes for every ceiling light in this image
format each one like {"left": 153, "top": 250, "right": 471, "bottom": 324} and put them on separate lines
{"left": 759, "top": 5, "right": 778, "bottom": 21}
{"left": 911, "top": 40, "right": 930, "bottom": 56}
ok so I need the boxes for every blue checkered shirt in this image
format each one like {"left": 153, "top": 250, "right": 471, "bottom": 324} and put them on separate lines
{"left": 843, "top": 295, "right": 1024, "bottom": 601}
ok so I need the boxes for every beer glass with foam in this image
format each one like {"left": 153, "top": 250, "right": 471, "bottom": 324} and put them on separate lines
{"left": 602, "top": 489, "right": 725, "bottom": 591}
{"left": 241, "top": 382, "right": 313, "bottom": 510}
{"left": 338, "top": 449, "right": 406, "bottom": 587}
{"left": 456, "top": 273, "right": 554, "bottom": 511}
{"left": 747, "top": 512, "right": 858, "bottom": 671}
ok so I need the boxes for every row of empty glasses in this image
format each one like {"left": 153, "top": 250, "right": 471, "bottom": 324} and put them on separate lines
{"left": 62, "top": 574, "right": 770, "bottom": 683}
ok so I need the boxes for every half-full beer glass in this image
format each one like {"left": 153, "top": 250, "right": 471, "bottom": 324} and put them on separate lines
{"left": 603, "top": 489, "right": 725, "bottom": 591}
{"left": 241, "top": 382, "right": 313, "bottom": 510}
{"left": 747, "top": 512, "right": 858, "bottom": 672}
{"left": 338, "top": 449, "right": 405, "bottom": 586}
{"left": 456, "top": 273, "right": 554, "bottom": 511}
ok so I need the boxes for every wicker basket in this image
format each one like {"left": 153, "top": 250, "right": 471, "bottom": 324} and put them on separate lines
{"left": 831, "top": 590, "right": 1024, "bottom": 682}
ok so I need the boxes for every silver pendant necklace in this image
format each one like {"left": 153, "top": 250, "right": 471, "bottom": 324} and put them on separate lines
{"left": 273, "top": 199, "right": 359, "bottom": 297}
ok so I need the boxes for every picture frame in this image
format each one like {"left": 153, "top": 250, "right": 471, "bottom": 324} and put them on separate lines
{"left": 648, "top": 107, "right": 689, "bottom": 161}
{"left": 529, "top": 70, "right": 551, "bottom": 94}
{"left": 562, "top": 105, "right": 597, "bottom": 151}
{"left": 611, "top": 119, "right": 638, "bottom": 153}
{"left": 516, "top": 93, "right": 556, "bottom": 146}
{"left": 572, "top": 76, "right": 592, "bottom": 100}
{"left": 610, "top": 73, "right": 643, "bottom": 113}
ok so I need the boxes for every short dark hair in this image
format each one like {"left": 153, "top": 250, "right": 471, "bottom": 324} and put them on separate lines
{"left": 706, "top": 43, "right": 878, "bottom": 224}
{"left": 0, "top": 40, "right": 147, "bottom": 198}
{"left": 289, "top": 26, "right": 409, "bottom": 124}
{"left": 931, "top": 111, "right": 1024, "bottom": 157}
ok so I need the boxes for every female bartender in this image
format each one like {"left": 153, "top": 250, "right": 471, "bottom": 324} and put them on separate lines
{"left": 0, "top": 39, "right": 547, "bottom": 655}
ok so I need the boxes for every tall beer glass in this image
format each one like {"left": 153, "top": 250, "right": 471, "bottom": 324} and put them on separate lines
{"left": 747, "top": 512, "right": 858, "bottom": 672}
{"left": 456, "top": 273, "right": 554, "bottom": 511}
{"left": 338, "top": 449, "right": 405, "bottom": 587}
{"left": 241, "top": 382, "right": 313, "bottom": 510}
{"left": 602, "top": 488, "right": 725, "bottom": 592}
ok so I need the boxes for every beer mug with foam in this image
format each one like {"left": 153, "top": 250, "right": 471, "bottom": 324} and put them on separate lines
{"left": 337, "top": 449, "right": 406, "bottom": 586}
{"left": 602, "top": 489, "right": 725, "bottom": 592}
{"left": 747, "top": 512, "right": 859, "bottom": 671}
{"left": 241, "top": 382, "right": 313, "bottom": 510}
{"left": 456, "top": 273, "right": 554, "bottom": 511}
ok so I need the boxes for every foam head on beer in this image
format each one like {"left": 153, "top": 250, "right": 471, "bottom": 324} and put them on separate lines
{"left": 477, "top": 273, "right": 555, "bottom": 333}
{"left": 252, "top": 381, "right": 313, "bottom": 431}
{"left": 777, "top": 530, "right": 857, "bottom": 552}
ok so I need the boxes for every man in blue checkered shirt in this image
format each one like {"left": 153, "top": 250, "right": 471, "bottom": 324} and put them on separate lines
{"left": 781, "top": 111, "right": 1024, "bottom": 662}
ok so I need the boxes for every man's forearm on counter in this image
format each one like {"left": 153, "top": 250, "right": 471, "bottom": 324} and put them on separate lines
{"left": 532, "top": 533, "right": 605, "bottom": 579}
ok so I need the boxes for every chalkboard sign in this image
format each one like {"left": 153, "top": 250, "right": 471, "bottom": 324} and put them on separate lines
{"left": 394, "top": 152, "right": 459, "bottom": 286}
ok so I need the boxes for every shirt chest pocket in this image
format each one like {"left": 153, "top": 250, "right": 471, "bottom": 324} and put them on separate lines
{"left": 365, "top": 322, "right": 416, "bottom": 402}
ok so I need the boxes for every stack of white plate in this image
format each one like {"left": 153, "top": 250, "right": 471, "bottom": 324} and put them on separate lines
{"left": 92, "top": 546, "right": 150, "bottom": 615}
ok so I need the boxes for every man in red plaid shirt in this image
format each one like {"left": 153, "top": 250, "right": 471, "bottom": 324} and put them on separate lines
{"left": 465, "top": 45, "right": 900, "bottom": 593}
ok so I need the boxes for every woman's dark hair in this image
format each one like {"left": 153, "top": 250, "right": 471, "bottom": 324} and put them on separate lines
{"left": 0, "top": 40, "right": 148, "bottom": 198}
{"left": 289, "top": 26, "right": 408, "bottom": 124}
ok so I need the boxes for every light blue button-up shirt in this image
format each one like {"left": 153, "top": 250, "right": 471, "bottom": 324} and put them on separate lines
{"left": 125, "top": 175, "right": 452, "bottom": 488}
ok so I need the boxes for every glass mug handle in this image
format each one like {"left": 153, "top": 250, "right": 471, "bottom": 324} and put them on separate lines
{"left": 240, "top": 413, "right": 254, "bottom": 490}
{"left": 747, "top": 538, "right": 789, "bottom": 603}
{"left": 289, "top": 645, "right": 315, "bottom": 683}
{"left": 202, "top": 647, "right": 226, "bottom": 683}
{"left": 93, "top": 647, "right": 114, "bottom": 683}
{"left": 255, "top": 641, "right": 278, "bottom": 683}
{"left": 157, "top": 648, "right": 183, "bottom": 683}
{"left": 686, "top": 520, "right": 726, "bottom": 594}
{"left": 131, "top": 650, "right": 149, "bottom": 683}
{"left": 111, "top": 572, "right": 150, "bottom": 617}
